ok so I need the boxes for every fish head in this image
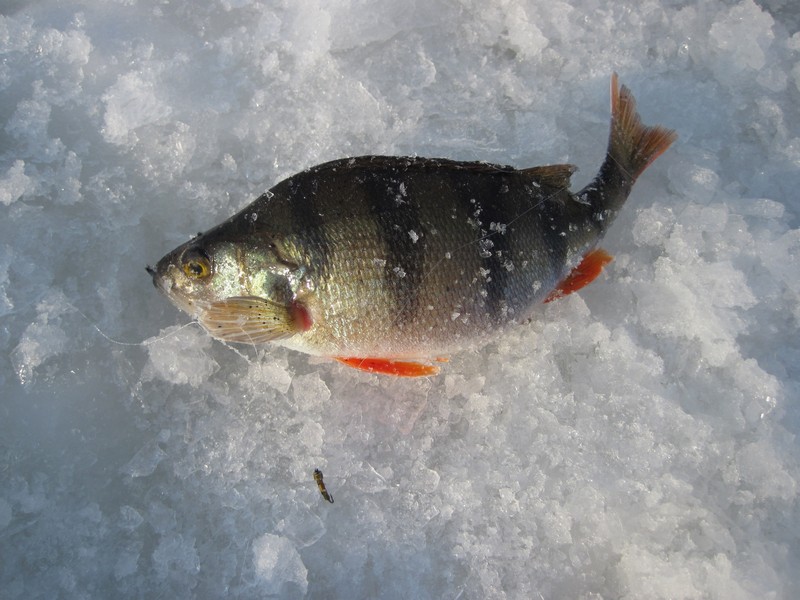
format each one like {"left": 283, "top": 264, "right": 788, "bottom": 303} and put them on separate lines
{"left": 149, "top": 231, "right": 296, "bottom": 320}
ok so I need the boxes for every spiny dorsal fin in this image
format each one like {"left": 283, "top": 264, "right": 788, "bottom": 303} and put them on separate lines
{"left": 520, "top": 164, "right": 577, "bottom": 190}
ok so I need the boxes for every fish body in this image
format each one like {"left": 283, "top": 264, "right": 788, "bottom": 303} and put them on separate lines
{"left": 150, "top": 74, "right": 675, "bottom": 376}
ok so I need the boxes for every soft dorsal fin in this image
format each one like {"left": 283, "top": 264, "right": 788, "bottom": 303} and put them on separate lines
{"left": 520, "top": 164, "right": 577, "bottom": 189}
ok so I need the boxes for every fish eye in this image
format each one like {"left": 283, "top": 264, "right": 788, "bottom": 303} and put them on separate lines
{"left": 181, "top": 248, "right": 212, "bottom": 279}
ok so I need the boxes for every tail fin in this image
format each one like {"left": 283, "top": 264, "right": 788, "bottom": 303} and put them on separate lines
{"left": 579, "top": 74, "right": 676, "bottom": 229}
{"left": 608, "top": 72, "right": 677, "bottom": 181}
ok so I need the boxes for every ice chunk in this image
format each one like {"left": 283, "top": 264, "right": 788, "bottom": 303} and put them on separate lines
{"left": 282, "top": 0, "right": 332, "bottom": 67}
{"left": 114, "top": 542, "right": 142, "bottom": 580}
{"left": 632, "top": 205, "right": 676, "bottom": 247}
{"left": 667, "top": 153, "right": 720, "bottom": 200}
{"left": 708, "top": 0, "right": 774, "bottom": 83}
{"left": 252, "top": 534, "right": 308, "bottom": 596}
{"left": 122, "top": 440, "right": 167, "bottom": 478}
{"left": 737, "top": 197, "right": 785, "bottom": 220}
{"left": 11, "top": 291, "right": 71, "bottom": 384}
{"left": 736, "top": 441, "right": 797, "bottom": 500}
{"left": 291, "top": 372, "right": 331, "bottom": 410}
{"left": 12, "top": 320, "right": 68, "bottom": 384}
{"left": 146, "top": 501, "right": 177, "bottom": 535}
{"left": 152, "top": 534, "right": 200, "bottom": 581}
{"left": 0, "top": 160, "right": 35, "bottom": 205}
{"left": 503, "top": 4, "right": 548, "bottom": 59}
{"left": 2, "top": 0, "right": 800, "bottom": 598}
{"left": 0, "top": 498, "right": 12, "bottom": 530}
{"left": 5, "top": 88, "right": 52, "bottom": 147}
{"left": 102, "top": 72, "right": 173, "bottom": 145}
{"left": 119, "top": 505, "right": 145, "bottom": 530}
{"left": 275, "top": 508, "right": 326, "bottom": 548}
{"left": 0, "top": 244, "right": 13, "bottom": 314}
{"left": 793, "top": 53, "right": 800, "bottom": 93}
{"left": 142, "top": 325, "right": 219, "bottom": 387}
{"left": 636, "top": 258, "right": 755, "bottom": 367}
{"left": 9, "top": 473, "right": 47, "bottom": 515}
{"left": 247, "top": 356, "right": 293, "bottom": 394}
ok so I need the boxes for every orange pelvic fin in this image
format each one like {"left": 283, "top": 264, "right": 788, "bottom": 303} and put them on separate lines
{"left": 544, "top": 248, "right": 613, "bottom": 303}
{"left": 334, "top": 357, "right": 441, "bottom": 377}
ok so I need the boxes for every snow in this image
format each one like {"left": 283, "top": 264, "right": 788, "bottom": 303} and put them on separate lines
{"left": 2, "top": 0, "right": 800, "bottom": 598}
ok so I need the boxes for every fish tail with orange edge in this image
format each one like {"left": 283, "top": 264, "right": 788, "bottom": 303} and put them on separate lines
{"left": 578, "top": 73, "right": 678, "bottom": 231}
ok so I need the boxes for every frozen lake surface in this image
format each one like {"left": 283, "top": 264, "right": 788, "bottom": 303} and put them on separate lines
{"left": 1, "top": 0, "right": 799, "bottom": 597}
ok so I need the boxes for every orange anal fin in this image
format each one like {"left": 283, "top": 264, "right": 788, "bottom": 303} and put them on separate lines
{"left": 544, "top": 248, "right": 613, "bottom": 303}
{"left": 334, "top": 357, "right": 441, "bottom": 377}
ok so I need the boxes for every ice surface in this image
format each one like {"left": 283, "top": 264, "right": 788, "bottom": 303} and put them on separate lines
{"left": 2, "top": 0, "right": 800, "bottom": 598}
{"left": 0, "top": 160, "right": 33, "bottom": 206}
{"left": 252, "top": 534, "right": 309, "bottom": 596}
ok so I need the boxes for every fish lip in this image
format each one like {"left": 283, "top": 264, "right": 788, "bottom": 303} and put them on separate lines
{"left": 145, "top": 265, "right": 158, "bottom": 287}
{"left": 147, "top": 263, "right": 174, "bottom": 296}
{"left": 148, "top": 263, "right": 205, "bottom": 319}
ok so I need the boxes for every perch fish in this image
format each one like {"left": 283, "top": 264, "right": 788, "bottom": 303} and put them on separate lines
{"left": 148, "top": 74, "right": 676, "bottom": 377}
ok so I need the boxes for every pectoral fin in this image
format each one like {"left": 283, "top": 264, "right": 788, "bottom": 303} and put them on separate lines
{"left": 334, "top": 357, "right": 441, "bottom": 377}
{"left": 200, "top": 296, "right": 311, "bottom": 344}
{"left": 544, "top": 248, "right": 613, "bottom": 303}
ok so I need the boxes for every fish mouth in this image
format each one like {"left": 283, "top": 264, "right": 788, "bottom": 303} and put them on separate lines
{"left": 147, "top": 264, "right": 208, "bottom": 320}
{"left": 146, "top": 263, "right": 175, "bottom": 298}
{"left": 145, "top": 265, "right": 158, "bottom": 287}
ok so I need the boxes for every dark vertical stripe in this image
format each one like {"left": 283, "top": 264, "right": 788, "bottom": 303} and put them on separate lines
{"left": 287, "top": 168, "right": 322, "bottom": 230}
{"left": 453, "top": 171, "right": 516, "bottom": 323}
{"left": 535, "top": 195, "right": 571, "bottom": 287}
{"left": 362, "top": 164, "right": 425, "bottom": 328}
{"left": 282, "top": 168, "right": 333, "bottom": 277}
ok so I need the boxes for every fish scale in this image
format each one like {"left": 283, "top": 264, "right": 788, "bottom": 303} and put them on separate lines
{"left": 282, "top": 162, "right": 570, "bottom": 356}
{"left": 150, "top": 74, "right": 676, "bottom": 376}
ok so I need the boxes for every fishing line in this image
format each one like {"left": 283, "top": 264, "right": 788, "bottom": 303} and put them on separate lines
{"left": 220, "top": 336, "right": 262, "bottom": 363}
{"left": 1, "top": 294, "right": 199, "bottom": 347}
{"left": 72, "top": 303, "right": 200, "bottom": 347}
